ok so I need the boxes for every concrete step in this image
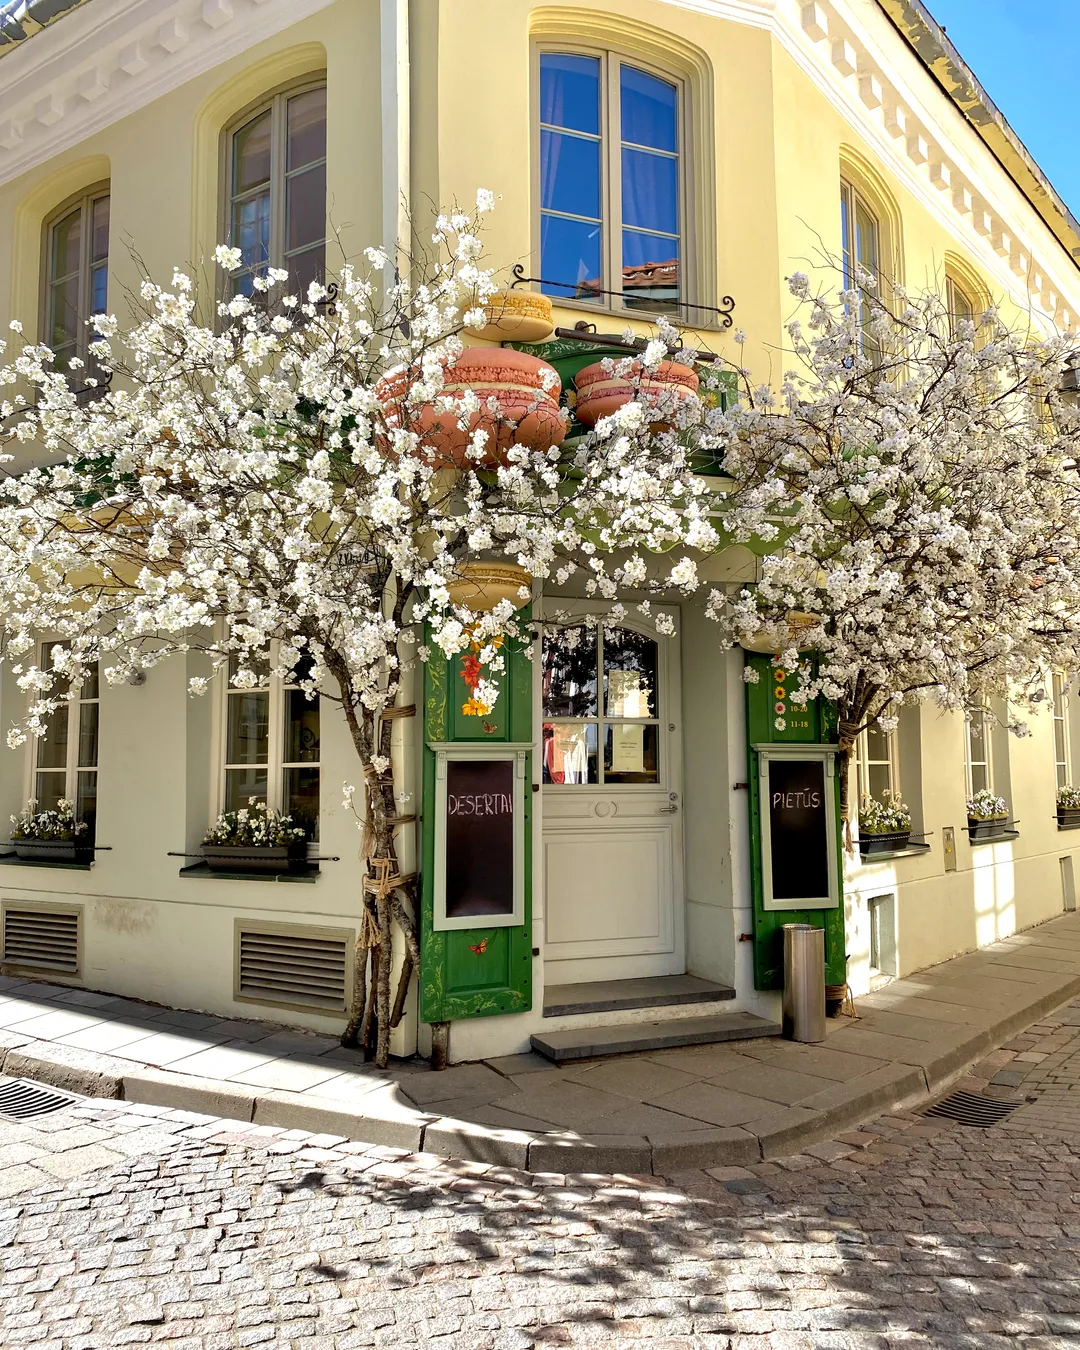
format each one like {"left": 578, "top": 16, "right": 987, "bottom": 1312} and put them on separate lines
{"left": 531, "top": 1011, "right": 781, "bottom": 1064}
{"left": 543, "top": 975, "right": 736, "bottom": 1019}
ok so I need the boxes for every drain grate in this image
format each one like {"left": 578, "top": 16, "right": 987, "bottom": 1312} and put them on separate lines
{"left": 0, "top": 1079, "right": 77, "bottom": 1120}
{"left": 924, "top": 1089, "right": 1023, "bottom": 1128}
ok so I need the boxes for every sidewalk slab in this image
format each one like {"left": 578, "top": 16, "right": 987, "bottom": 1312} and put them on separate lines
{"left": 2, "top": 908, "right": 1080, "bottom": 1173}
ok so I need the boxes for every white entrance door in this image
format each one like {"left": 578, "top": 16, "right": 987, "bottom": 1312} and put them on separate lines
{"left": 540, "top": 607, "right": 684, "bottom": 984}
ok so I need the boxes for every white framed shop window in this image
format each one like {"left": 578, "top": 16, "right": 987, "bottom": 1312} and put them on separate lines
{"left": 25, "top": 640, "right": 99, "bottom": 835}
{"left": 213, "top": 647, "right": 321, "bottom": 842}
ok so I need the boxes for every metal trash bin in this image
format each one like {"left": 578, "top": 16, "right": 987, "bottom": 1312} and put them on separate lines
{"left": 782, "top": 923, "right": 826, "bottom": 1043}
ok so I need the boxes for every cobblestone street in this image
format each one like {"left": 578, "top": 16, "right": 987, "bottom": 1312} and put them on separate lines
{"left": 5, "top": 1006, "right": 1080, "bottom": 1349}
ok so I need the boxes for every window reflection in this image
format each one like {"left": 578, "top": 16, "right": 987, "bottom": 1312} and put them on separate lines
{"left": 542, "top": 627, "right": 598, "bottom": 718}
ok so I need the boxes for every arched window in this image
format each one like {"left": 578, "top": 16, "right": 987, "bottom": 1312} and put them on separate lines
{"left": 225, "top": 82, "right": 326, "bottom": 299}
{"left": 537, "top": 49, "right": 683, "bottom": 314}
{"left": 946, "top": 274, "right": 975, "bottom": 334}
{"left": 43, "top": 186, "right": 109, "bottom": 379}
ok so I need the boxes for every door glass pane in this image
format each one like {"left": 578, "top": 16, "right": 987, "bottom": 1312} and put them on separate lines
{"left": 233, "top": 110, "right": 272, "bottom": 193}
{"left": 622, "top": 149, "right": 678, "bottom": 235}
{"left": 620, "top": 66, "right": 677, "bottom": 151}
{"left": 77, "top": 702, "right": 99, "bottom": 769}
{"left": 91, "top": 196, "right": 110, "bottom": 263}
{"left": 35, "top": 705, "right": 69, "bottom": 770}
{"left": 34, "top": 771, "right": 66, "bottom": 814}
{"left": 542, "top": 628, "right": 598, "bottom": 717}
{"left": 227, "top": 691, "right": 269, "bottom": 765}
{"left": 283, "top": 766, "right": 319, "bottom": 839}
{"left": 76, "top": 771, "right": 97, "bottom": 834}
{"left": 51, "top": 208, "right": 82, "bottom": 280}
{"left": 539, "top": 53, "right": 600, "bottom": 135}
{"left": 224, "top": 767, "right": 269, "bottom": 813}
{"left": 285, "top": 691, "right": 320, "bottom": 763}
{"left": 540, "top": 129, "right": 601, "bottom": 219}
{"left": 604, "top": 723, "right": 659, "bottom": 783}
{"left": 286, "top": 161, "right": 326, "bottom": 252}
{"left": 604, "top": 629, "right": 658, "bottom": 718}
{"left": 540, "top": 214, "right": 602, "bottom": 299}
{"left": 287, "top": 87, "right": 326, "bottom": 170}
{"left": 542, "top": 721, "right": 598, "bottom": 785}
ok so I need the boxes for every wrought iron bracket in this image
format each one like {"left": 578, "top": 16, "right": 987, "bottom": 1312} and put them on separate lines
{"left": 509, "top": 263, "right": 735, "bottom": 328}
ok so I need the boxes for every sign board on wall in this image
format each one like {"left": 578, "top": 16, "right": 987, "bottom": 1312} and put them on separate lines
{"left": 755, "top": 745, "right": 839, "bottom": 910}
{"left": 431, "top": 743, "right": 528, "bottom": 931}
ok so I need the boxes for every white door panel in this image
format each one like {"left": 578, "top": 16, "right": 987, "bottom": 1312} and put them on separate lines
{"left": 539, "top": 603, "right": 684, "bottom": 984}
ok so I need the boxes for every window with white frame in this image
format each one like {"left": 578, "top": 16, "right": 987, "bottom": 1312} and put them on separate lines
{"left": 43, "top": 187, "right": 110, "bottom": 385}
{"left": 856, "top": 721, "right": 896, "bottom": 802}
{"left": 221, "top": 651, "right": 320, "bottom": 839}
{"left": 225, "top": 82, "right": 326, "bottom": 300}
{"left": 840, "top": 179, "right": 879, "bottom": 326}
{"left": 537, "top": 49, "right": 684, "bottom": 314}
{"left": 965, "top": 707, "right": 993, "bottom": 798}
{"left": 946, "top": 274, "right": 975, "bottom": 335}
{"left": 31, "top": 643, "right": 98, "bottom": 835}
{"left": 1053, "top": 672, "right": 1072, "bottom": 790}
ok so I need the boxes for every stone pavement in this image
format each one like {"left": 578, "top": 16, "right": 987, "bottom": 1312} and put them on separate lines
{"left": 3, "top": 1015, "right": 1080, "bottom": 1349}
{"left": 3, "top": 911, "right": 1080, "bottom": 1174}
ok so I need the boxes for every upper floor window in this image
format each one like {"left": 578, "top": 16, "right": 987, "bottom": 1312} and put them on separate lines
{"left": 31, "top": 642, "right": 99, "bottom": 837}
{"left": 222, "top": 651, "right": 320, "bottom": 840}
{"left": 44, "top": 188, "right": 109, "bottom": 379}
{"left": 226, "top": 83, "right": 326, "bottom": 300}
{"left": 538, "top": 50, "right": 682, "bottom": 314}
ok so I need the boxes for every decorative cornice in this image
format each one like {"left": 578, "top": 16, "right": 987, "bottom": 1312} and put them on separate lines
{"left": 0, "top": 0, "right": 335, "bottom": 188}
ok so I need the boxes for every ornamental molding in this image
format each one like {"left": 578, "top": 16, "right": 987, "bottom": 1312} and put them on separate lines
{"left": 0, "top": 0, "right": 335, "bottom": 189}
{"left": 670, "top": 0, "right": 1079, "bottom": 327}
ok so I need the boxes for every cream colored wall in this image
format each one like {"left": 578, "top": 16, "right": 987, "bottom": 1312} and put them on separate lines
{"left": 845, "top": 699, "right": 1078, "bottom": 995}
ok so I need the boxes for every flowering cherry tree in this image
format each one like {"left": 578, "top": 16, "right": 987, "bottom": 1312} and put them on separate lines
{"left": 712, "top": 270, "right": 1080, "bottom": 830}
{"left": 0, "top": 193, "right": 721, "bottom": 1066}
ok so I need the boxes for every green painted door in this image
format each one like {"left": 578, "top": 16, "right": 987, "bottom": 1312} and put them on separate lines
{"left": 419, "top": 626, "right": 533, "bottom": 1021}
{"left": 745, "top": 653, "right": 846, "bottom": 990}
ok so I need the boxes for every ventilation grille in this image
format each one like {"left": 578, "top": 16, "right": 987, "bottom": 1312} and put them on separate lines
{"left": 0, "top": 1079, "right": 77, "bottom": 1119}
{"left": 237, "top": 925, "right": 348, "bottom": 1012}
{"left": 2, "top": 905, "right": 79, "bottom": 974}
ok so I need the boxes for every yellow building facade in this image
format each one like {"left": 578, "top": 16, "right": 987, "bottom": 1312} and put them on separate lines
{"left": 0, "top": 0, "right": 1079, "bottom": 1062}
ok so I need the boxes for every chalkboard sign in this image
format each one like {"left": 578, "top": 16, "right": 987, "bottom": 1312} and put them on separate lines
{"left": 444, "top": 758, "right": 516, "bottom": 920}
{"left": 768, "top": 758, "right": 829, "bottom": 900}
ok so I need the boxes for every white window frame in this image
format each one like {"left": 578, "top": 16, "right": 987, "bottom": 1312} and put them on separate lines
{"left": 532, "top": 43, "right": 691, "bottom": 319}
{"left": 855, "top": 722, "right": 898, "bottom": 802}
{"left": 221, "top": 78, "right": 327, "bottom": 298}
{"left": 212, "top": 642, "right": 321, "bottom": 848}
{"left": 964, "top": 706, "right": 993, "bottom": 799}
{"left": 1053, "top": 671, "right": 1072, "bottom": 791}
{"left": 25, "top": 640, "right": 99, "bottom": 823}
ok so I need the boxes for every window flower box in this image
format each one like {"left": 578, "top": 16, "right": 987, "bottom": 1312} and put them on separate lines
{"left": 858, "top": 829, "right": 912, "bottom": 858}
{"left": 1057, "top": 788, "right": 1080, "bottom": 827}
{"left": 202, "top": 801, "right": 308, "bottom": 876}
{"left": 1059, "top": 807, "right": 1080, "bottom": 828}
{"left": 967, "top": 816, "right": 1009, "bottom": 841}
{"left": 9, "top": 800, "right": 91, "bottom": 865}
{"left": 10, "top": 838, "right": 93, "bottom": 864}
{"left": 200, "top": 843, "right": 304, "bottom": 875}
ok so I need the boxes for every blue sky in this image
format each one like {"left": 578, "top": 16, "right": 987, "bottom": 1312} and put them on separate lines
{"left": 925, "top": 1, "right": 1080, "bottom": 215}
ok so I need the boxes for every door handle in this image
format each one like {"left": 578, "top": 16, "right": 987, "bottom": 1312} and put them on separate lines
{"left": 659, "top": 804, "right": 679, "bottom": 813}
